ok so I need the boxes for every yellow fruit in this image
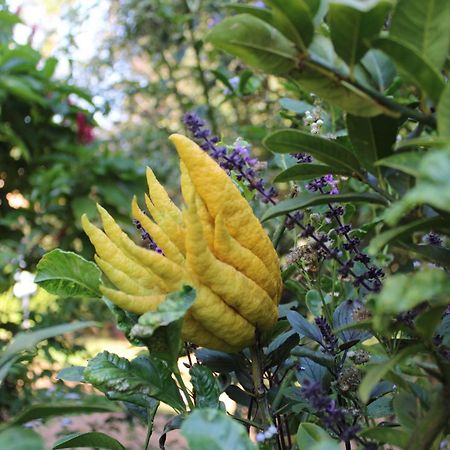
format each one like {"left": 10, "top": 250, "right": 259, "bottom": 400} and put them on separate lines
{"left": 82, "top": 134, "right": 282, "bottom": 352}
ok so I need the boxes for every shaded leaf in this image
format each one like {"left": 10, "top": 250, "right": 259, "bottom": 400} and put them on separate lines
{"left": 83, "top": 351, "right": 184, "bottom": 412}
{"left": 0, "top": 428, "right": 45, "bottom": 450}
{"left": 279, "top": 98, "right": 313, "bottom": 114}
{"left": 375, "top": 268, "right": 450, "bottom": 315}
{"left": 52, "top": 432, "right": 125, "bottom": 450}
{"left": 56, "top": 366, "right": 85, "bottom": 382}
{"left": 274, "top": 164, "right": 350, "bottom": 182}
{"left": 360, "top": 49, "right": 396, "bottom": 92}
{"left": 181, "top": 409, "right": 257, "bottom": 450}
{"left": 7, "top": 402, "right": 119, "bottom": 427}
{"left": 287, "top": 310, "right": 322, "bottom": 343}
{"left": 437, "top": 82, "right": 450, "bottom": 138}
{"left": 373, "top": 37, "right": 445, "bottom": 104}
{"left": 35, "top": 249, "right": 101, "bottom": 298}
{"left": 368, "top": 216, "right": 446, "bottom": 255}
{"left": 390, "top": 0, "right": 450, "bottom": 70}
{"left": 347, "top": 114, "right": 399, "bottom": 171}
{"left": 190, "top": 364, "right": 221, "bottom": 409}
{"left": 333, "top": 300, "right": 372, "bottom": 343}
{"left": 297, "top": 423, "right": 334, "bottom": 449}
{"left": 261, "top": 192, "right": 386, "bottom": 222}
{"left": 264, "top": 129, "right": 361, "bottom": 172}
{"left": 195, "top": 349, "right": 246, "bottom": 374}
{"left": 205, "top": 14, "right": 297, "bottom": 75}
{"left": 329, "top": 0, "right": 392, "bottom": 69}
{"left": 359, "top": 344, "right": 424, "bottom": 403}
{"left": 360, "top": 427, "right": 409, "bottom": 447}
{"left": 375, "top": 150, "right": 424, "bottom": 177}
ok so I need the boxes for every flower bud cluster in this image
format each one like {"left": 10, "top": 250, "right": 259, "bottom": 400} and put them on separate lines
{"left": 304, "top": 109, "right": 324, "bottom": 135}
{"left": 255, "top": 424, "right": 278, "bottom": 443}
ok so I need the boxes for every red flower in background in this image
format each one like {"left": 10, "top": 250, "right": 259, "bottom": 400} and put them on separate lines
{"left": 76, "top": 112, "right": 95, "bottom": 144}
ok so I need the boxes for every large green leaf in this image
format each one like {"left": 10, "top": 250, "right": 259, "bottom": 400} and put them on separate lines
{"left": 375, "top": 151, "right": 424, "bottom": 177}
{"left": 297, "top": 423, "right": 340, "bottom": 449}
{"left": 375, "top": 268, "right": 450, "bottom": 315}
{"left": 264, "top": 129, "right": 361, "bottom": 173}
{"left": 384, "top": 150, "right": 450, "bottom": 225}
{"left": 205, "top": 14, "right": 297, "bottom": 75}
{"left": 0, "top": 428, "right": 45, "bottom": 450}
{"left": 403, "top": 243, "right": 450, "bottom": 268}
{"left": 130, "top": 286, "right": 196, "bottom": 368}
{"left": 0, "top": 322, "right": 95, "bottom": 384}
{"left": 360, "top": 427, "right": 409, "bottom": 447}
{"left": 347, "top": 114, "right": 399, "bottom": 171}
{"left": 181, "top": 409, "right": 257, "bottom": 450}
{"left": 190, "top": 364, "right": 221, "bottom": 409}
{"left": 263, "top": 0, "right": 315, "bottom": 51}
{"left": 35, "top": 249, "right": 101, "bottom": 298}
{"left": 359, "top": 344, "right": 424, "bottom": 403}
{"left": 294, "top": 59, "right": 392, "bottom": 117}
{"left": 274, "top": 163, "right": 350, "bottom": 182}
{"left": 83, "top": 351, "right": 184, "bottom": 412}
{"left": 223, "top": 4, "right": 274, "bottom": 25}
{"left": 329, "top": 0, "right": 392, "bottom": 69}
{"left": 437, "top": 82, "right": 450, "bottom": 138}
{"left": 373, "top": 37, "right": 445, "bottom": 104}
{"left": 53, "top": 432, "right": 125, "bottom": 450}
{"left": 6, "top": 402, "right": 119, "bottom": 428}
{"left": 261, "top": 192, "right": 387, "bottom": 222}
{"left": 390, "top": 0, "right": 450, "bottom": 70}
{"left": 368, "top": 216, "right": 447, "bottom": 254}
{"left": 0, "top": 74, "right": 45, "bottom": 104}
{"left": 360, "top": 49, "right": 396, "bottom": 92}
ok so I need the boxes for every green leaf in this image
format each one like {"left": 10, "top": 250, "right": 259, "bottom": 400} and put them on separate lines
{"left": 274, "top": 163, "right": 350, "bottom": 182}
{"left": 190, "top": 364, "right": 221, "bottom": 409}
{"left": 360, "top": 426, "right": 409, "bottom": 447}
{"left": 347, "top": 114, "right": 399, "bottom": 171}
{"left": 375, "top": 151, "right": 424, "bottom": 177}
{"left": 375, "top": 268, "right": 450, "bottom": 315}
{"left": 390, "top": 0, "right": 450, "bottom": 70}
{"left": 360, "top": 49, "right": 396, "bottom": 92}
{"left": 35, "top": 249, "right": 101, "bottom": 298}
{"left": 205, "top": 14, "right": 297, "bottom": 75}
{"left": 403, "top": 243, "right": 450, "bottom": 268}
{"left": 294, "top": 59, "right": 392, "bottom": 117}
{"left": 279, "top": 98, "right": 313, "bottom": 114}
{"left": 6, "top": 402, "right": 119, "bottom": 428}
{"left": 261, "top": 192, "right": 387, "bottom": 222}
{"left": 181, "top": 409, "right": 257, "bottom": 450}
{"left": 297, "top": 423, "right": 335, "bottom": 448}
{"left": 366, "top": 395, "right": 394, "bottom": 418}
{"left": 310, "top": 441, "right": 342, "bottom": 450}
{"left": 373, "top": 37, "right": 445, "bottom": 104}
{"left": 0, "top": 428, "right": 45, "bottom": 450}
{"left": 306, "top": 290, "right": 322, "bottom": 316}
{"left": 223, "top": 4, "right": 274, "bottom": 25}
{"left": 264, "top": 129, "right": 361, "bottom": 173}
{"left": 359, "top": 344, "right": 423, "bottom": 403}
{"left": 130, "top": 286, "right": 195, "bottom": 367}
{"left": 263, "top": 0, "right": 315, "bottom": 51}
{"left": 52, "top": 432, "right": 125, "bottom": 450}
{"left": 384, "top": 150, "right": 450, "bottom": 225}
{"left": 394, "top": 136, "right": 450, "bottom": 150}
{"left": 368, "top": 216, "right": 446, "bottom": 255}
{"left": 0, "top": 74, "right": 44, "bottom": 104}
{"left": 83, "top": 351, "right": 184, "bottom": 412}
{"left": 437, "top": 82, "right": 450, "bottom": 138}
{"left": 329, "top": 0, "right": 392, "bottom": 69}
{"left": 56, "top": 366, "right": 85, "bottom": 382}
{"left": 0, "top": 322, "right": 94, "bottom": 383}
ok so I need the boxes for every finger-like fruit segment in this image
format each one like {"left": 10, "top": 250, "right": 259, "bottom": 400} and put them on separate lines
{"left": 100, "top": 286, "right": 166, "bottom": 314}
{"left": 213, "top": 211, "right": 279, "bottom": 303}
{"left": 82, "top": 215, "right": 166, "bottom": 291}
{"left": 185, "top": 194, "right": 277, "bottom": 331}
{"left": 131, "top": 196, "right": 184, "bottom": 265}
{"left": 95, "top": 255, "right": 157, "bottom": 296}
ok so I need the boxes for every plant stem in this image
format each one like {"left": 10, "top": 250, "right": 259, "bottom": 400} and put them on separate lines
{"left": 143, "top": 404, "right": 158, "bottom": 450}
{"left": 174, "top": 366, "right": 195, "bottom": 410}
{"left": 250, "top": 334, "right": 275, "bottom": 446}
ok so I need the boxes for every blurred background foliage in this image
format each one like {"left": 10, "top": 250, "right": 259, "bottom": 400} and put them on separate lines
{"left": 0, "top": 0, "right": 286, "bottom": 419}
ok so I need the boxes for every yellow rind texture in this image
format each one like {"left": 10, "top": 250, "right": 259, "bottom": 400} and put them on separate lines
{"left": 83, "top": 134, "right": 283, "bottom": 352}
{"left": 169, "top": 133, "right": 282, "bottom": 301}
{"left": 185, "top": 193, "right": 277, "bottom": 331}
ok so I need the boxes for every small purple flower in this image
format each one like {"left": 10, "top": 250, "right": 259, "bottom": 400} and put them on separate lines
{"left": 133, "top": 218, "right": 163, "bottom": 254}
{"left": 294, "top": 152, "right": 313, "bottom": 164}
{"left": 423, "top": 232, "right": 443, "bottom": 247}
{"left": 315, "top": 316, "right": 339, "bottom": 354}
